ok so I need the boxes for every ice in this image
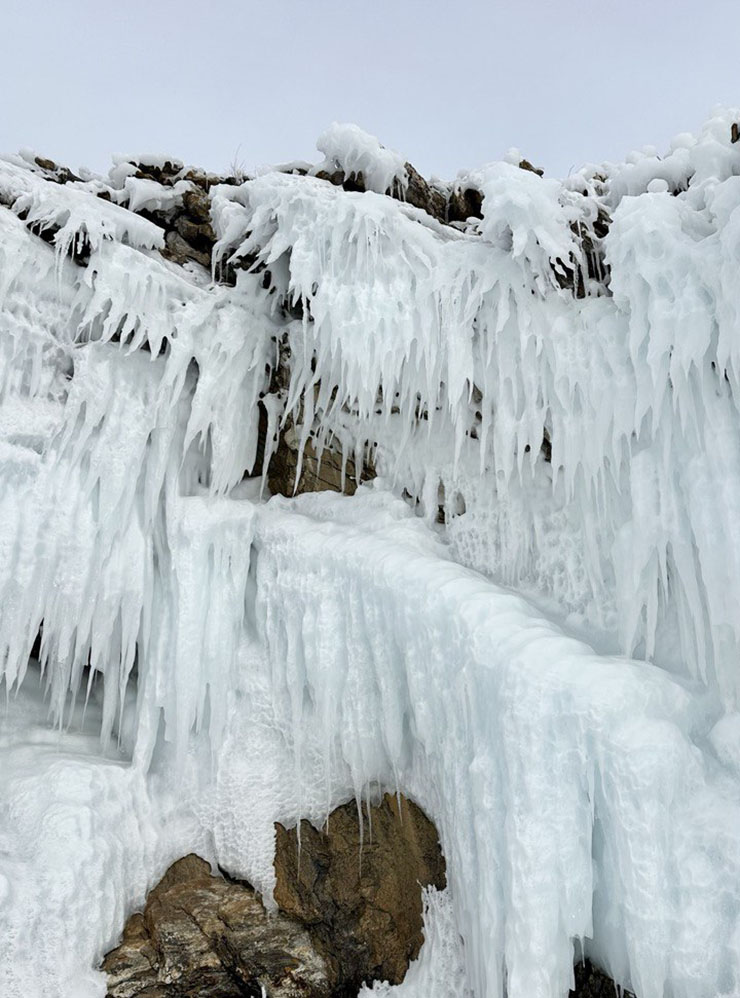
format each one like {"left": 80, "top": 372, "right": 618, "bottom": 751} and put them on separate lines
{"left": 210, "top": 108, "right": 740, "bottom": 704}
{"left": 359, "top": 887, "right": 471, "bottom": 998}
{"left": 120, "top": 176, "right": 191, "bottom": 214}
{"left": 1, "top": 111, "right": 740, "bottom": 998}
{"left": 315, "top": 122, "right": 409, "bottom": 195}
{"left": 0, "top": 160, "right": 164, "bottom": 258}
{"left": 247, "top": 490, "right": 740, "bottom": 998}
{"left": 458, "top": 160, "right": 581, "bottom": 285}
{"left": 0, "top": 667, "right": 201, "bottom": 998}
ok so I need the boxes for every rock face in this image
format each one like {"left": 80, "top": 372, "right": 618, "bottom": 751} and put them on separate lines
{"left": 571, "top": 960, "right": 636, "bottom": 997}
{"left": 102, "top": 817, "right": 631, "bottom": 998}
{"left": 102, "top": 854, "right": 332, "bottom": 998}
{"left": 260, "top": 338, "right": 376, "bottom": 499}
{"left": 103, "top": 795, "right": 445, "bottom": 998}
{"left": 274, "top": 793, "right": 446, "bottom": 995}
{"left": 266, "top": 423, "right": 375, "bottom": 498}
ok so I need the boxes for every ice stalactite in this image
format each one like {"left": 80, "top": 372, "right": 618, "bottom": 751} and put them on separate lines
{"left": 211, "top": 109, "right": 740, "bottom": 703}
{"left": 0, "top": 113, "right": 739, "bottom": 998}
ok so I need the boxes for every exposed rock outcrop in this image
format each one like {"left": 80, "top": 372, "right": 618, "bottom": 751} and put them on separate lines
{"left": 103, "top": 854, "right": 331, "bottom": 998}
{"left": 104, "top": 795, "right": 446, "bottom": 998}
{"left": 274, "top": 793, "right": 446, "bottom": 994}
{"left": 266, "top": 420, "right": 375, "bottom": 498}
{"left": 102, "top": 838, "right": 632, "bottom": 998}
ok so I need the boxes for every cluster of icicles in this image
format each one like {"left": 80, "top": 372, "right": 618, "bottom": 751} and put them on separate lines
{"left": 0, "top": 113, "right": 740, "bottom": 998}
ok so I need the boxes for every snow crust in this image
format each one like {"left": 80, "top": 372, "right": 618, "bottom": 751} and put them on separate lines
{"left": 1, "top": 110, "right": 740, "bottom": 998}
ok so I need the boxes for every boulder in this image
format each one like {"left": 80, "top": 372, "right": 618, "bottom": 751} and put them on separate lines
{"left": 104, "top": 794, "right": 445, "bottom": 997}
{"left": 162, "top": 230, "right": 211, "bottom": 270}
{"left": 103, "top": 854, "right": 331, "bottom": 998}
{"left": 274, "top": 793, "right": 446, "bottom": 994}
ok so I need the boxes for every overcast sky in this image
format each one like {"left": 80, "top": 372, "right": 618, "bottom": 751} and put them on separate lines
{"left": 2, "top": 0, "right": 739, "bottom": 181}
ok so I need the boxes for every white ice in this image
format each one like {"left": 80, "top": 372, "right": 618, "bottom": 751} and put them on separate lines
{"left": 0, "top": 110, "right": 740, "bottom": 998}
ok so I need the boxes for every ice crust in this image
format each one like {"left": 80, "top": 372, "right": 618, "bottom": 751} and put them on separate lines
{"left": 0, "top": 113, "right": 740, "bottom": 998}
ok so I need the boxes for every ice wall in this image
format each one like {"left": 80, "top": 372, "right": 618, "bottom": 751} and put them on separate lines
{"left": 211, "top": 108, "right": 740, "bottom": 703}
{"left": 248, "top": 490, "right": 740, "bottom": 998}
{"left": 0, "top": 113, "right": 740, "bottom": 998}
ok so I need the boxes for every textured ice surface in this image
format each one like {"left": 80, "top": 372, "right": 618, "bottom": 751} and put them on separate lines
{"left": 315, "top": 122, "right": 408, "bottom": 195}
{"left": 359, "top": 887, "right": 470, "bottom": 998}
{"left": 0, "top": 669, "right": 200, "bottom": 998}
{"left": 1, "top": 112, "right": 740, "bottom": 998}
{"left": 210, "top": 108, "right": 740, "bottom": 704}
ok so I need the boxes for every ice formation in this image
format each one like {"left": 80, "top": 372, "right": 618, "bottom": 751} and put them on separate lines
{"left": 1, "top": 113, "right": 740, "bottom": 998}
{"left": 314, "top": 122, "right": 409, "bottom": 195}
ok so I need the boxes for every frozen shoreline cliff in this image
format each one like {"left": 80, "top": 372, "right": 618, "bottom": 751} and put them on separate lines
{"left": 1, "top": 113, "right": 740, "bottom": 998}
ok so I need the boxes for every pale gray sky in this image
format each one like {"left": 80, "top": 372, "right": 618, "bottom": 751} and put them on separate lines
{"left": 2, "top": 0, "right": 739, "bottom": 181}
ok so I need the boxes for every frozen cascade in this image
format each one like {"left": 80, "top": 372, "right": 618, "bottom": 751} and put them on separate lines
{"left": 251, "top": 491, "right": 740, "bottom": 998}
{"left": 211, "top": 109, "right": 740, "bottom": 704}
{"left": 0, "top": 113, "right": 739, "bottom": 997}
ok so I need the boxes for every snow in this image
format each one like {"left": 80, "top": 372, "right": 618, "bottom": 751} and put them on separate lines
{"left": 0, "top": 159, "right": 164, "bottom": 257}
{"left": 459, "top": 160, "right": 581, "bottom": 285}
{"left": 315, "top": 122, "right": 409, "bottom": 195}
{"left": 0, "top": 110, "right": 740, "bottom": 998}
{"left": 120, "top": 176, "right": 191, "bottom": 214}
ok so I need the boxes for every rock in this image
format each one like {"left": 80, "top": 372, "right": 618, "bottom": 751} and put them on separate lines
{"left": 103, "top": 854, "right": 332, "bottom": 998}
{"left": 446, "top": 185, "right": 484, "bottom": 223}
{"left": 264, "top": 338, "right": 376, "bottom": 498}
{"left": 102, "top": 805, "right": 621, "bottom": 998}
{"left": 402, "top": 162, "right": 447, "bottom": 221}
{"left": 104, "top": 796, "right": 446, "bottom": 997}
{"left": 162, "top": 230, "right": 211, "bottom": 270}
{"left": 314, "top": 167, "right": 354, "bottom": 190}
{"left": 31, "top": 154, "right": 82, "bottom": 186}
{"left": 131, "top": 158, "right": 184, "bottom": 187}
{"left": 315, "top": 161, "right": 448, "bottom": 224}
{"left": 274, "top": 793, "right": 446, "bottom": 994}
{"left": 34, "top": 155, "right": 57, "bottom": 172}
{"left": 182, "top": 185, "right": 213, "bottom": 224}
{"left": 570, "top": 960, "right": 636, "bottom": 997}
{"left": 518, "top": 157, "right": 544, "bottom": 177}
{"left": 266, "top": 422, "right": 375, "bottom": 498}
{"left": 173, "top": 214, "right": 216, "bottom": 250}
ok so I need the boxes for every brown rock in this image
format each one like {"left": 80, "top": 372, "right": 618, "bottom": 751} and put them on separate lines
{"left": 174, "top": 214, "right": 216, "bottom": 250}
{"left": 447, "top": 185, "right": 484, "bottom": 223}
{"left": 34, "top": 155, "right": 57, "bottom": 172}
{"left": 103, "top": 855, "right": 332, "bottom": 998}
{"left": 518, "top": 157, "right": 545, "bottom": 177}
{"left": 32, "top": 154, "right": 82, "bottom": 186}
{"left": 314, "top": 168, "right": 351, "bottom": 189}
{"left": 162, "top": 230, "right": 211, "bottom": 270}
{"left": 402, "top": 163, "right": 447, "bottom": 222}
{"left": 266, "top": 424, "right": 374, "bottom": 498}
{"left": 182, "top": 185, "right": 213, "bottom": 224}
{"left": 274, "top": 793, "right": 446, "bottom": 994}
{"left": 132, "top": 159, "right": 184, "bottom": 186}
